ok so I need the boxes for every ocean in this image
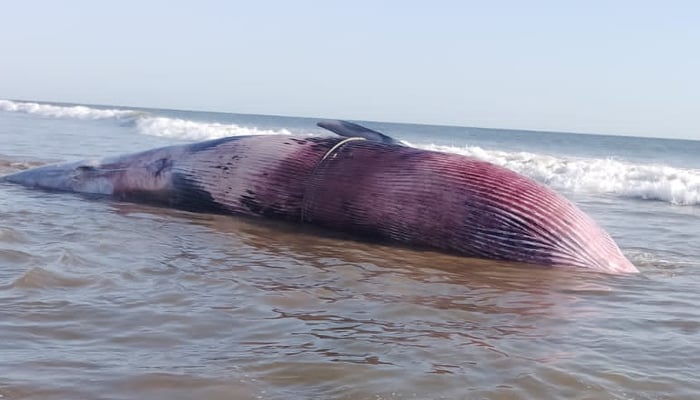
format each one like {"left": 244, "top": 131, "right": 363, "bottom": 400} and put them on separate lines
{"left": 0, "top": 99, "right": 698, "bottom": 399}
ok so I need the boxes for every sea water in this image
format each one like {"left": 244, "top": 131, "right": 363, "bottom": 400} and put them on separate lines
{"left": 0, "top": 99, "right": 699, "bottom": 399}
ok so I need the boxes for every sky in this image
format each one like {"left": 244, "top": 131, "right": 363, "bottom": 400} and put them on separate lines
{"left": 1, "top": 0, "right": 699, "bottom": 140}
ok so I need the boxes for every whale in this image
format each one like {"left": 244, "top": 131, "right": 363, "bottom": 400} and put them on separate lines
{"left": 1, "top": 120, "right": 637, "bottom": 274}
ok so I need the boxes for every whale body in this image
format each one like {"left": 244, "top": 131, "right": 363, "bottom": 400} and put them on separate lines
{"left": 1, "top": 120, "right": 638, "bottom": 274}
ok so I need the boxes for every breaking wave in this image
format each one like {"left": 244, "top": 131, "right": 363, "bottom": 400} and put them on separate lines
{"left": 0, "top": 99, "right": 137, "bottom": 119}
{"left": 0, "top": 99, "right": 291, "bottom": 140}
{"left": 134, "top": 117, "right": 291, "bottom": 140}
{"left": 413, "top": 143, "right": 700, "bottom": 206}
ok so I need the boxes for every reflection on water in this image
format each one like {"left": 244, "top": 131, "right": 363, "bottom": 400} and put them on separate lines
{"left": 0, "top": 187, "right": 698, "bottom": 399}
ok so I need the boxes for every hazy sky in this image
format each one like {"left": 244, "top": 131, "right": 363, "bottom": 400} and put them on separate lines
{"left": 1, "top": 1, "right": 698, "bottom": 139}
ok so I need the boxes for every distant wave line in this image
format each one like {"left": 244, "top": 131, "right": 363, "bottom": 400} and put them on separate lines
{"left": 0, "top": 99, "right": 138, "bottom": 120}
{"left": 0, "top": 99, "right": 292, "bottom": 140}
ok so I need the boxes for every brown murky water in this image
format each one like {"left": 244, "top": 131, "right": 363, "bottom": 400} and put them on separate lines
{"left": 1, "top": 185, "right": 698, "bottom": 400}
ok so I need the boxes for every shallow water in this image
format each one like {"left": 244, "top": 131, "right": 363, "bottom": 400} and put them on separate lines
{"left": 1, "top": 101, "right": 700, "bottom": 399}
{"left": 1, "top": 189, "right": 698, "bottom": 399}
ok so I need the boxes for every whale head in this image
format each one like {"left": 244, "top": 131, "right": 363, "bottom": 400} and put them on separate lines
{"left": 2, "top": 145, "right": 187, "bottom": 202}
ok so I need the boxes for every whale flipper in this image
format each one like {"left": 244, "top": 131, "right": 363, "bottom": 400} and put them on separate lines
{"left": 317, "top": 120, "right": 400, "bottom": 145}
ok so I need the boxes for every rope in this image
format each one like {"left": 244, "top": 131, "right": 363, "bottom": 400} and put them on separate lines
{"left": 320, "top": 137, "right": 367, "bottom": 161}
{"left": 301, "top": 136, "right": 367, "bottom": 222}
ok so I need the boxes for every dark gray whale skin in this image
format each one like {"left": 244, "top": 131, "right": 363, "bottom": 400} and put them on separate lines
{"left": 2, "top": 121, "right": 637, "bottom": 274}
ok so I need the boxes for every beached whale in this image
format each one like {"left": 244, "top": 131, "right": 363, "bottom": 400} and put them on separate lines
{"left": 1, "top": 120, "right": 637, "bottom": 274}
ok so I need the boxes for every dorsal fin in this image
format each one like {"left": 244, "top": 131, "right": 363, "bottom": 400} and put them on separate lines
{"left": 317, "top": 120, "right": 400, "bottom": 145}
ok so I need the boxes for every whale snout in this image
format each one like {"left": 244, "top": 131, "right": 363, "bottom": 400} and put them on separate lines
{"left": 3, "top": 162, "right": 83, "bottom": 191}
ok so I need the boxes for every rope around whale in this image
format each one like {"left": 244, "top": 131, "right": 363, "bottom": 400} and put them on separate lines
{"left": 300, "top": 136, "right": 367, "bottom": 222}
{"left": 320, "top": 137, "right": 367, "bottom": 161}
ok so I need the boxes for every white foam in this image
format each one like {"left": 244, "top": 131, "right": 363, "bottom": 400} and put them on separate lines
{"left": 0, "top": 99, "right": 137, "bottom": 120}
{"left": 0, "top": 99, "right": 292, "bottom": 140}
{"left": 413, "top": 142, "right": 700, "bottom": 206}
{"left": 135, "top": 116, "right": 291, "bottom": 140}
